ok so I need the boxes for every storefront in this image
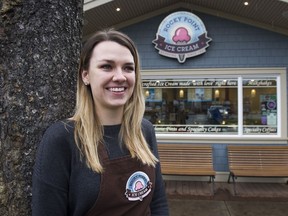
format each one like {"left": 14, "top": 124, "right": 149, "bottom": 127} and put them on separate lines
{"left": 84, "top": 1, "right": 288, "bottom": 181}
{"left": 121, "top": 10, "right": 288, "bottom": 181}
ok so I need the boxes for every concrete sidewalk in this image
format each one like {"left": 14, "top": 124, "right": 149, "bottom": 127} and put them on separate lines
{"left": 165, "top": 181, "right": 288, "bottom": 200}
{"left": 168, "top": 199, "right": 288, "bottom": 216}
{"left": 166, "top": 181, "right": 288, "bottom": 216}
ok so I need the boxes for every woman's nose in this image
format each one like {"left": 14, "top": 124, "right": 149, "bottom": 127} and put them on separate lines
{"left": 112, "top": 68, "right": 127, "bottom": 82}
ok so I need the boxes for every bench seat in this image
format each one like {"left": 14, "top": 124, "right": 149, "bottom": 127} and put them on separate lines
{"left": 227, "top": 145, "right": 288, "bottom": 195}
{"left": 158, "top": 144, "right": 216, "bottom": 194}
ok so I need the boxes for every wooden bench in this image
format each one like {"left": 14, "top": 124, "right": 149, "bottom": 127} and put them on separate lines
{"left": 157, "top": 144, "right": 216, "bottom": 194}
{"left": 227, "top": 145, "right": 288, "bottom": 195}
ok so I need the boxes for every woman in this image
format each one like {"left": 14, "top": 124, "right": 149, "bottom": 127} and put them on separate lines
{"left": 32, "top": 29, "right": 169, "bottom": 215}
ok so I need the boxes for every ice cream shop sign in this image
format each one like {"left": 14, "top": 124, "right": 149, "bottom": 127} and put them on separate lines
{"left": 153, "top": 11, "right": 212, "bottom": 63}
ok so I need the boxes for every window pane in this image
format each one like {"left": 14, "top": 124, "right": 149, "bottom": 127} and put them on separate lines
{"left": 243, "top": 78, "right": 277, "bottom": 135}
{"left": 143, "top": 79, "right": 238, "bottom": 134}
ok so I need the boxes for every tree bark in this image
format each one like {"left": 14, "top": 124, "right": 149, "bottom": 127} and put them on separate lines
{"left": 0, "top": 0, "right": 83, "bottom": 214}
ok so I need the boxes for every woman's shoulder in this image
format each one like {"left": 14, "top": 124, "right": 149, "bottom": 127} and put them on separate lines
{"left": 141, "top": 118, "right": 154, "bottom": 130}
{"left": 141, "top": 118, "right": 157, "bottom": 148}
{"left": 40, "top": 119, "right": 75, "bottom": 150}
{"left": 44, "top": 119, "right": 74, "bottom": 136}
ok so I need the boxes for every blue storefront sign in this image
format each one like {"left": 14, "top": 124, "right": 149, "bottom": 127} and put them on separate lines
{"left": 153, "top": 11, "right": 212, "bottom": 63}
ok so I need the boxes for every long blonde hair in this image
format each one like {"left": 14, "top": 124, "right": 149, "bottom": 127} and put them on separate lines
{"left": 72, "top": 29, "right": 158, "bottom": 173}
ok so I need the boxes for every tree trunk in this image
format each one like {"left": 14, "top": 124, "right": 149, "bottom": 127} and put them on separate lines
{"left": 0, "top": 0, "right": 83, "bottom": 214}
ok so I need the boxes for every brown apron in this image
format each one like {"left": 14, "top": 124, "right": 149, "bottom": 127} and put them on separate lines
{"left": 85, "top": 144, "right": 155, "bottom": 216}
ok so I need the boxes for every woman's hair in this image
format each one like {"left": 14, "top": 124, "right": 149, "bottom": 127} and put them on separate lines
{"left": 72, "top": 29, "right": 158, "bottom": 172}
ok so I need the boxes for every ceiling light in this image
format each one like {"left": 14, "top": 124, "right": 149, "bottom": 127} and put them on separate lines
{"left": 116, "top": 7, "right": 120, "bottom": 12}
{"left": 244, "top": 1, "right": 249, "bottom": 6}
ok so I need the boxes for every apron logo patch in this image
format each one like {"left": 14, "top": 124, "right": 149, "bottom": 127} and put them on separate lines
{"left": 125, "top": 171, "right": 152, "bottom": 201}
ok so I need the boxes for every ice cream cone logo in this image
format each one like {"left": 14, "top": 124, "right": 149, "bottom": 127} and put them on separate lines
{"left": 172, "top": 27, "right": 191, "bottom": 62}
{"left": 125, "top": 171, "right": 152, "bottom": 201}
{"left": 153, "top": 11, "right": 212, "bottom": 63}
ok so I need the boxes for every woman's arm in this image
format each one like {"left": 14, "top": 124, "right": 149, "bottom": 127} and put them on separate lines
{"left": 142, "top": 119, "right": 169, "bottom": 216}
{"left": 150, "top": 161, "right": 170, "bottom": 216}
{"left": 32, "top": 121, "right": 72, "bottom": 216}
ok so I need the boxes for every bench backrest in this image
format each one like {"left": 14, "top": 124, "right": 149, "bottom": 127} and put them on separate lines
{"left": 227, "top": 145, "right": 288, "bottom": 170}
{"left": 158, "top": 144, "right": 213, "bottom": 170}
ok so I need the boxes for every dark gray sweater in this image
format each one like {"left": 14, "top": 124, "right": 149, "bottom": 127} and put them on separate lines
{"left": 32, "top": 119, "right": 169, "bottom": 216}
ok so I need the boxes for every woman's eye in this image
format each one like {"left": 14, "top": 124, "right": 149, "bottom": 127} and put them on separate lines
{"left": 124, "top": 66, "right": 135, "bottom": 72}
{"left": 101, "top": 64, "right": 112, "bottom": 70}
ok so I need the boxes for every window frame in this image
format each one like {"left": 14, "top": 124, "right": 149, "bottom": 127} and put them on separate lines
{"left": 141, "top": 68, "right": 287, "bottom": 144}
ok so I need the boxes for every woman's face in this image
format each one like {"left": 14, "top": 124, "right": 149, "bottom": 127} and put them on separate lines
{"left": 82, "top": 41, "right": 136, "bottom": 113}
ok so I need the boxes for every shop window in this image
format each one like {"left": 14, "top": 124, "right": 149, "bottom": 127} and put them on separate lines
{"left": 243, "top": 78, "right": 277, "bottom": 135}
{"left": 142, "top": 68, "right": 286, "bottom": 138}
{"left": 143, "top": 79, "right": 238, "bottom": 134}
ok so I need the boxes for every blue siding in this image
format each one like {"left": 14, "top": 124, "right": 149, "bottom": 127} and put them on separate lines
{"left": 213, "top": 144, "right": 229, "bottom": 172}
{"left": 120, "top": 10, "right": 288, "bottom": 173}
{"left": 121, "top": 11, "right": 288, "bottom": 69}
